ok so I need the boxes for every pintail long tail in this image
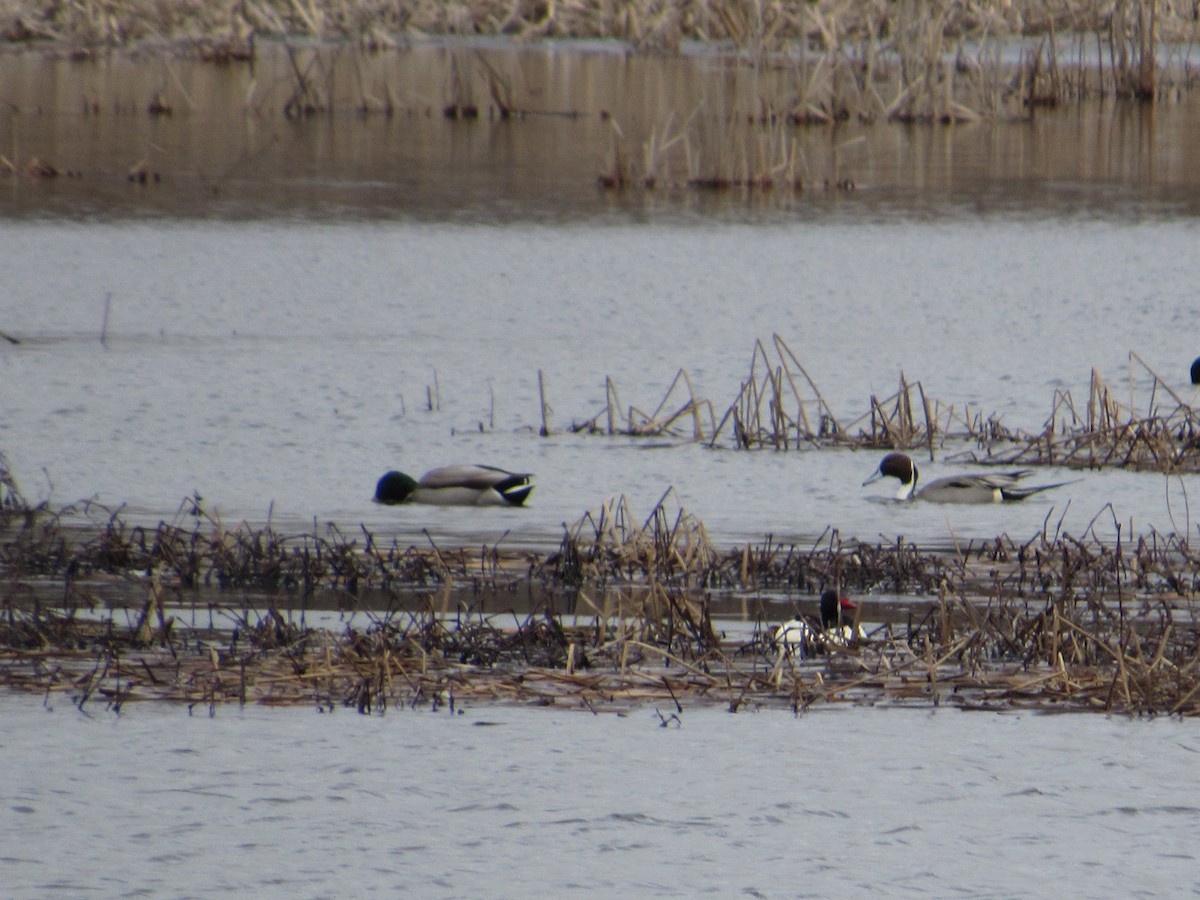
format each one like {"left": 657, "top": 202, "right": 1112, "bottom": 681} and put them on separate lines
{"left": 864, "top": 452, "right": 1076, "bottom": 504}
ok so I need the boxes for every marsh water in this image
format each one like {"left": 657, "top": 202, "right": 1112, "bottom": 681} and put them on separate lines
{"left": 4, "top": 39, "right": 1200, "bottom": 896}
{"left": 5, "top": 693, "right": 1200, "bottom": 899}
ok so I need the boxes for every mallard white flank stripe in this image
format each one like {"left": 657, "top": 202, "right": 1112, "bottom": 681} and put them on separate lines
{"left": 373, "top": 465, "right": 534, "bottom": 507}
{"left": 863, "top": 453, "right": 1071, "bottom": 504}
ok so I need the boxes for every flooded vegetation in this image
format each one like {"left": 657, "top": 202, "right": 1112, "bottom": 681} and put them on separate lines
{"left": 578, "top": 337, "right": 1200, "bottom": 479}
{"left": 4, "top": 2, "right": 1200, "bottom": 721}
{"left": 7, "top": 10, "right": 1200, "bottom": 896}
{"left": 5, "top": 453, "right": 1200, "bottom": 717}
{"left": 3, "top": 0, "right": 1200, "bottom": 219}
{"left": 3, "top": 0, "right": 1194, "bottom": 104}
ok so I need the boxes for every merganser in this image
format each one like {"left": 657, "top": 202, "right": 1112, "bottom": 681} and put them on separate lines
{"left": 774, "top": 589, "right": 863, "bottom": 658}
{"left": 373, "top": 465, "right": 534, "bottom": 507}
{"left": 863, "top": 452, "right": 1069, "bottom": 504}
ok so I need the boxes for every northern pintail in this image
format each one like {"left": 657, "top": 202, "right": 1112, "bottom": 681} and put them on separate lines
{"left": 373, "top": 465, "right": 534, "bottom": 507}
{"left": 863, "top": 452, "right": 1068, "bottom": 503}
{"left": 774, "top": 589, "right": 864, "bottom": 658}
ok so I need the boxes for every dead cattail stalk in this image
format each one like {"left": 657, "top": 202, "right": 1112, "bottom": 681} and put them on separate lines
{"left": 100, "top": 291, "right": 112, "bottom": 346}
{"left": 538, "top": 369, "right": 550, "bottom": 436}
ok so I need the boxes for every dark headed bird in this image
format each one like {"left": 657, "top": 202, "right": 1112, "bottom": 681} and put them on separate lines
{"left": 774, "top": 589, "right": 863, "bottom": 658}
{"left": 864, "top": 453, "right": 1070, "bottom": 504}
{"left": 374, "top": 465, "right": 533, "bottom": 507}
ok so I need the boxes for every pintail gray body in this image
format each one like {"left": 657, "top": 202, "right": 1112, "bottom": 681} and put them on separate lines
{"left": 863, "top": 452, "right": 1069, "bottom": 504}
{"left": 374, "top": 465, "right": 534, "bottom": 507}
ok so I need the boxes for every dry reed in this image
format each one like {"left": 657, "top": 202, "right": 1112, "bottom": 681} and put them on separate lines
{"left": 3, "top": 4, "right": 1195, "bottom": 204}
{"left": 1, "top": 0, "right": 1194, "bottom": 112}
{"left": 2, "top": 0, "right": 1190, "bottom": 66}
{"left": 545, "top": 341, "right": 1200, "bottom": 480}
{"left": 3, "top": 459, "right": 1200, "bottom": 716}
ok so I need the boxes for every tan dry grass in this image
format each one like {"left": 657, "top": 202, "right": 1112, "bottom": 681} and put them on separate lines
{"left": 1, "top": 0, "right": 1194, "bottom": 53}
{"left": 0, "top": 0, "right": 1193, "bottom": 113}
{"left": 4, "top": 459, "right": 1200, "bottom": 714}
{"left": 4, "top": 564, "right": 1199, "bottom": 716}
{"left": 550, "top": 338, "right": 1200, "bottom": 477}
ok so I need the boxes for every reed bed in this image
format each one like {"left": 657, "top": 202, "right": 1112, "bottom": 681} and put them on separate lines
{"left": 3, "top": 0, "right": 1197, "bottom": 120}
{"left": 551, "top": 340, "right": 1200, "bottom": 477}
{"left": 4, "top": 4, "right": 1197, "bottom": 202}
{"left": 4, "top": 535, "right": 1200, "bottom": 716}
{"left": 995, "top": 352, "right": 1200, "bottom": 472}
{"left": 3, "top": 461, "right": 1200, "bottom": 715}
{"left": 3, "top": 0, "right": 1193, "bottom": 70}
{"left": 568, "top": 369, "right": 717, "bottom": 439}
{"left": 845, "top": 350, "right": 1200, "bottom": 474}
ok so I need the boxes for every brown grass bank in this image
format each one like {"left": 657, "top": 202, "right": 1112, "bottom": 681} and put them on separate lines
{"left": 1, "top": 0, "right": 1196, "bottom": 109}
{"left": 2, "top": 0, "right": 1196, "bottom": 54}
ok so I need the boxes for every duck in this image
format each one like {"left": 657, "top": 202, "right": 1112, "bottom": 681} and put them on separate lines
{"left": 863, "top": 452, "right": 1069, "bottom": 503}
{"left": 373, "top": 465, "right": 534, "bottom": 507}
{"left": 774, "top": 589, "right": 864, "bottom": 658}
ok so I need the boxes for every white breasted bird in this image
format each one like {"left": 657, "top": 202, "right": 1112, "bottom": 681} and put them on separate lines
{"left": 774, "top": 589, "right": 864, "bottom": 658}
{"left": 863, "top": 453, "right": 1070, "bottom": 504}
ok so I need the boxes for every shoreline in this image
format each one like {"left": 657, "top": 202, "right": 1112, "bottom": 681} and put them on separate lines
{"left": 1, "top": 0, "right": 1194, "bottom": 52}
{"left": 0, "top": 0, "right": 1191, "bottom": 113}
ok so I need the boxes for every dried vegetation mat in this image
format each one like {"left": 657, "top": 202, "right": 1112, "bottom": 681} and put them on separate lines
{"left": 2, "top": 460, "right": 1200, "bottom": 717}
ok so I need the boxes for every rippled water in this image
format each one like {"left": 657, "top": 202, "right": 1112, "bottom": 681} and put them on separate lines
{"left": 5, "top": 42, "right": 1200, "bottom": 896}
{"left": 3, "top": 694, "right": 1199, "bottom": 898}
{"left": 2, "top": 217, "right": 1198, "bottom": 548}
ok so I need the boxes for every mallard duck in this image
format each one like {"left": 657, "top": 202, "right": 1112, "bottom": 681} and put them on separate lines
{"left": 774, "top": 589, "right": 863, "bottom": 658}
{"left": 863, "top": 452, "right": 1069, "bottom": 503}
{"left": 373, "top": 465, "right": 534, "bottom": 507}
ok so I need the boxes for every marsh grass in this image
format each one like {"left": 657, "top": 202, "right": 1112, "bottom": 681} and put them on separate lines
{"left": 547, "top": 339, "right": 1200, "bottom": 478}
{"left": 3, "top": 0, "right": 1197, "bottom": 198}
{"left": 1001, "top": 352, "right": 1200, "bottom": 472}
{"left": 710, "top": 334, "right": 842, "bottom": 449}
{"left": 3, "top": 461, "right": 1200, "bottom": 715}
{"left": 4, "top": 530, "right": 1199, "bottom": 716}
{"left": 568, "top": 369, "right": 715, "bottom": 439}
{"left": 4, "top": 0, "right": 1188, "bottom": 68}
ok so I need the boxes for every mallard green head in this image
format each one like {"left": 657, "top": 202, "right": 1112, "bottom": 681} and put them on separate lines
{"left": 373, "top": 471, "right": 418, "bottom": 504}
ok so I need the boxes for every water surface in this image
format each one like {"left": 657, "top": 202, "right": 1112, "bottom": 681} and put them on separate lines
{"left": 4, "top": 41, "right": 1200, "bottom": 222}
{"left": 4, "top": 44, "right": 1200, "bottom": 898}
{"left": 3, "top": 694, "right": 1198, "bottom": 898}
{"left": 2, "top": 218, "right": 1197, "bottom": 549}
{"left": 4, "top": 44, "right": 1200, "bottom": 551}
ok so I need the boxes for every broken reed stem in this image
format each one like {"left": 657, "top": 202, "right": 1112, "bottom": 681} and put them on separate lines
{"left": 8, "top": 581, "right": 1196, "bottom": 716}
{"left": 538, "top": 368, "right": 550, "bottom": 436}
{"left": 4, "top": 544, "right": 1200, "bottom": 714}
{"left": 566, "top": 335, "right": 1200, "bottom": 475}
{"left": 100, "top": 291, "right": 112, "bottom": 346}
